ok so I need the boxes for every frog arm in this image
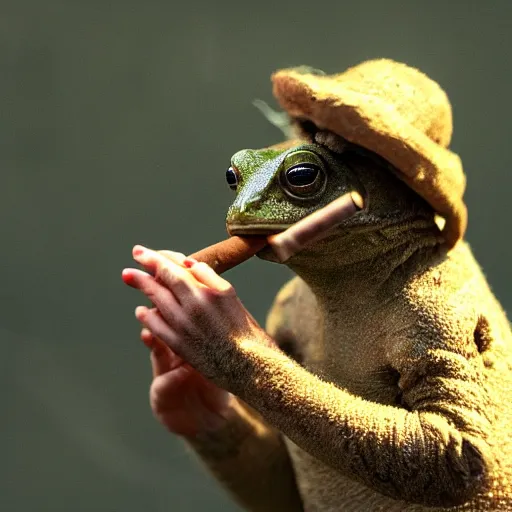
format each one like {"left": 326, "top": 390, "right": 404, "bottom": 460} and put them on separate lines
{"left": 185, "top": 282, "right": 304, "bottom": 512}
{"left": 187, "top": 398, "right": 303, "bottom": 512}
{"left": 227, "top": 314, "right": 494, "bottom": 508}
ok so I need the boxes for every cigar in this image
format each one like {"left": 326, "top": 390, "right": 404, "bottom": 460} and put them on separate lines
{"left": 188, "top": 235, "right": 268, "bottom": 275}
{"left": 188, "top": 191, "right": 363, "bottom": 274}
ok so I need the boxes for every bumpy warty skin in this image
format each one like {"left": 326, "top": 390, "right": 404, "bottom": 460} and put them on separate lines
{"left": 262, "top": 155, "right": 512, "bottom": 511}
{"left": 184, "top": 143, "right": 511, "bottom": 511}
{"left": 267, "top": 248, "right": 512, "bottom": 511}
{"left": 182, "top": 57, "right": 512, "bottom": 510}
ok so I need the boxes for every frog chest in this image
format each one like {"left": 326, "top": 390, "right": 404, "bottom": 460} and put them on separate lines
{"left": 274, "top": 279, "right": 400, "bottom": 404}
{"left": 301, "top": 314, "right": 400, "bottom": 405}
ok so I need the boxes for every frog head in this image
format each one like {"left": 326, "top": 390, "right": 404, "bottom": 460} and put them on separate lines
{"left": 225, "top": 136, "right": 441, "bottom": 269}
{"left": 226, "top": 140, "right": 360, "bottom": 236}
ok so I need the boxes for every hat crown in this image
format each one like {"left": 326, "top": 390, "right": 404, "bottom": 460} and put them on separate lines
{"left": 332, "top": 59, "right": 453, "bottom": 148}
{"left": 271, "top": 58, "right": 467, "bottom": 247}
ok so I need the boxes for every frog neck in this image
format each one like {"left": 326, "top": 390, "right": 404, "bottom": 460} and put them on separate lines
{"left": 285, "top": 218, "right": 443, "bottom": 321}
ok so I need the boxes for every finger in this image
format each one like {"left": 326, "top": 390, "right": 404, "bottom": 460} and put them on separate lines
{"left": 150, "top": 344, "right": 184, "bottom": 377}
{"left": 133, "top": 245, "right": 199, "bottom": 302}
{"left": 141, "top": 327, "right": 156, "bottom": 348}
{"left": 122, "top": 267, "right": 152, "bottom": 288}
{"left": 135, "top": 305, "right": 179, "bottom": 353}
{"left": 141, "top": 327, "right": 171, "bottom": 353}
{"left": 143, "top": 330, "right": 174, "bottom": 377}
{"left": 141, "top": 326, "right": 185, "bottom": 376}
{"left": 158, "top": 250, "right": 187, "bottom": 266}
{"left": 123, "top": 268, "right": 186, "bottom": 324}
{"left": 122, "top": 267, "right": 174, "bottom": 306}
{"left": 183, "top": 259, "right": 234, "bottom": 294}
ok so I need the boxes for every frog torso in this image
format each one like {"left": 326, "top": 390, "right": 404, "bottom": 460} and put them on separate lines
{"left": 223, "top": 124, "right": 511, "bottom": 510}
{"left": 266, "top": 242, "right": 512, "bottom": 511}
{"left": 208, "top": 59, "right": 512, "bottom": 511}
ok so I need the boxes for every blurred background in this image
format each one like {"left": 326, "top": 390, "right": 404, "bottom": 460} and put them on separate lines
{"left": 1, "top": 1, "right": 511, "bottom": 511}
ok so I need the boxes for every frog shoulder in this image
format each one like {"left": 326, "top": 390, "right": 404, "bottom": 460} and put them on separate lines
{"left": 402, "top": 242, "right": 510, "bottom": 354}
{"left": 266, "top": 276, "right": 320, "bottom": 362}
{"left": 405, "top": 243, "right": 492, "bottom": 315}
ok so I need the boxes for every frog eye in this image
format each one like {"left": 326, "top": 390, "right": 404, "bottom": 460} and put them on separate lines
{"left": 280, "top": 163, "right": 325, "bottom": 198}
{"left": 226, "top": 166, "right": 240, "bottom": 191}
{"left": 286, "top": 164, "right": 319, "bottom": 186}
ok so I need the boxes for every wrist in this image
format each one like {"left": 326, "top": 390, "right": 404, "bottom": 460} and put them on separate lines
{"left": 184, "top": 397, "right": 258, "bottom": 459}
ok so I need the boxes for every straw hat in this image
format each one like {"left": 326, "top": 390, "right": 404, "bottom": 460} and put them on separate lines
{"left": 271, "top": 59, "right": 467, "bottom": 248}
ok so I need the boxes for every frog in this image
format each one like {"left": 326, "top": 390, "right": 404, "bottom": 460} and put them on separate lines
{"left": 123, "top": 59, "right": 512, "bottom": 511}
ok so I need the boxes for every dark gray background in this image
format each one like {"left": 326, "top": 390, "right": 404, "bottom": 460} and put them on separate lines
{"left": 1, "top": 1, "right": 511, "bottom": 511}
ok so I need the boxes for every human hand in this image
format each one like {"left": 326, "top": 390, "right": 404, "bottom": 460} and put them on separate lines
{"left": 122, "top": 247, "right": 271, "bottom": 434}
{"left": 140, "top": 327, "right": 234, "bottom": 437}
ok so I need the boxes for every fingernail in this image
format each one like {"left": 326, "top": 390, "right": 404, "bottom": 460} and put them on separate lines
{"left": 121, "top": 268, "right": 134, "bottom": 284}
{"left": 141, "top": 328, "right": 154, "bottom": 347}
{"left": 133, "top": 245, "right": 146, "bottom": 257}
{"left": 135, "top": 305, "right": 147, "bottom": 319}
{"left": 141, "top": 327, "right": 152, "bottom": 338}
{"left": 184, "top": 257, "right": 198, "bottom": 268}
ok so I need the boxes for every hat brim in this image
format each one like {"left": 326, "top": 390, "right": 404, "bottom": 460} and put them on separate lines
{"left": 272, "top": 69, "right": 467, "bottom": 248}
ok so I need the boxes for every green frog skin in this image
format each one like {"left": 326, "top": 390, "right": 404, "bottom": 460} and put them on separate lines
{"left": 184, "top": 135, "right": 512, "bottom": 511}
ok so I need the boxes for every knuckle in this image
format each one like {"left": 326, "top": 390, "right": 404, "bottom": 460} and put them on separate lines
{"left": 158, "top": 250, "right": 187, "bottom": 264}
{"left": 191, "top": 286, "right": 237, "bottom": 318}
{"left": 210, "top": 282, "right": 236, "bottom": 299}
{"left": 156, "top": 265, "right": 173, "bottom": 285}
{"left": 136, "top": 273, "right": 155, "bottom": 294}
{"left": 196, "top": 287, "right": 220, "bottom": 306}
{"left": 221, "top": 283, "right": 236, "bottom": 297}
{"left": 185, "top": 297, "right": 206, "bottom": 322}
{"left": 144, "top": 287, "right": 161, "bottom": 306}
{"left": 157, "top": 265, "right": 192, "bottom": 293}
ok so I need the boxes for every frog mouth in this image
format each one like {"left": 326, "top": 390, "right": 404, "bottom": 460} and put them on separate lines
{"left": 226, "top": 223, "right": 292, "bottom": 237}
